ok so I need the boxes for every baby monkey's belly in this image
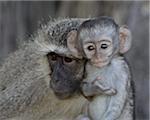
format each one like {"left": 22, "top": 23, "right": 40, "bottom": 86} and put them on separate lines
{"left": 89, "top": 95, "right": 110, "bottom": 120}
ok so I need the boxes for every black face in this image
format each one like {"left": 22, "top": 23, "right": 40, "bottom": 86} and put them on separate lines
{"left": 47, "top": 52, "right": 85, "bottom": 99}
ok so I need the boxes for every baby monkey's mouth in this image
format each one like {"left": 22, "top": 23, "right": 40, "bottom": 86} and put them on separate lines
{"left": 90, "top": 60, "right": 109, "bottom": 68}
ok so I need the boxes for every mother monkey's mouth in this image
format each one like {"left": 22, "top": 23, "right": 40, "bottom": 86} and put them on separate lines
{"left": 50, "top": 78, "right": 81, "bottom": 99}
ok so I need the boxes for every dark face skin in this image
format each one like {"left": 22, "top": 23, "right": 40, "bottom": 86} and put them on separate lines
{"left": 47, "top": 52, "right": 85, "bottom": 99}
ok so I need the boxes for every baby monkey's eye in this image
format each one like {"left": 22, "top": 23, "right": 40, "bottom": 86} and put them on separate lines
{"left": 87, "top": 45, "right": 95, "bottom": 51}
{"left": 101, "top": 44, "right": 108, "bottom": 49}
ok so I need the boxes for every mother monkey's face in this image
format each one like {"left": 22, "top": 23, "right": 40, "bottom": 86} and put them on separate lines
{"left": 47, "top": 52, "right": 86, "bottom": 99}
{"left": 42, "top": 19, "right": 87, "bottom": 99}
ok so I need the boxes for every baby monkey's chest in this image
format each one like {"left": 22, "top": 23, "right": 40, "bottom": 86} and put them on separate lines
{"left": 85, "top": 64, "right": 115, "bottom": 86}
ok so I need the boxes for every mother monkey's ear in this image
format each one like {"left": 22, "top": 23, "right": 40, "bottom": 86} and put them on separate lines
{"left": 67, "top": 30, "right": 83, "bottom": 59}
{"left": 119, "top": 25, "right": 132, "bottom": 54}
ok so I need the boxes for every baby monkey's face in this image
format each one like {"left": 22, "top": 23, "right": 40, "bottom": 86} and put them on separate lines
{"left": 81, "top": 35, "right": 114, "bottom": 68}
{"left": 67, "top": 17, "right": 131, "bottom": 69}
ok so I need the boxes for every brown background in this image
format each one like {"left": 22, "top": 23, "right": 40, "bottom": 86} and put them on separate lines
{"left": 0, "top": 1, "right": 149, "bottom": 120}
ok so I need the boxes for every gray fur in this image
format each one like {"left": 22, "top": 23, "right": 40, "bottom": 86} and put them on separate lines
{"left": 0, "top": 17, "right": 134, "bottom": 120}
{"left": 77, "top": 17, "right": 134, "bottom": 120}
{"left": 83, "top": 57, "right": 134, "bottom": 120}
{"left": 0, "top": 18, "right": 89, "bottom": 120}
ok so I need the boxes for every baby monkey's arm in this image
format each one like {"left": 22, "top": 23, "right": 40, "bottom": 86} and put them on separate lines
{"left": 81, "top": 77, "right": 117, "bottom": 97}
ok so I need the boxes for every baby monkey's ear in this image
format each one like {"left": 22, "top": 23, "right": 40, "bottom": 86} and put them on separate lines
{"left": 119, "top": 25, "right": 132, "bottom": 54}
{"left": 67, "top": 30, "right": 83, "bottom": 59}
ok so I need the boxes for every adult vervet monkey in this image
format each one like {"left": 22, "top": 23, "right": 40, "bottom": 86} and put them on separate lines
{"left": 0, "top": 18, "right": 89, "bottom": 120}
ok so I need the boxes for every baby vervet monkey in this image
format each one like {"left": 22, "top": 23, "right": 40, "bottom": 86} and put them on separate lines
{"left": 67, "top": 17, "right": 133, "bottom": 120}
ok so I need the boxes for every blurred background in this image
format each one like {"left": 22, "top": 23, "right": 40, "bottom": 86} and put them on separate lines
{"left": 0, "top": 1, "right": 149, "bottom": 120}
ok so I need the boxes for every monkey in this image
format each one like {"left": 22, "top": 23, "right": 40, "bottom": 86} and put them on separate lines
{"left": 67, "top": 16, "right": 134, "bottom": 120}
{"left": 0, "top": 18, "right": 91, "bottom": 120}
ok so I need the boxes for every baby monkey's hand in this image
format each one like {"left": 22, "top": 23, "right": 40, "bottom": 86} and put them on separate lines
{"left": 81, "top": 77, "right": 117, "bottom": 97}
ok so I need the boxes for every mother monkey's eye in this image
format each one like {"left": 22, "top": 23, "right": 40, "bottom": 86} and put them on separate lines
{"left": 47, "top": 52, "right": 58, "bottom": 61}
{"left": 63, "top": 57, "right": 75, "bottom": 64}
{"left": 51, "top": 54, "right": 57, "bottom": 61}
{"left": 64, "top": 57, "right": 72, "bottom": 62}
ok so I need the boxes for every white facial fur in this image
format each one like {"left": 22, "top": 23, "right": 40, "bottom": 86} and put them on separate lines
{"left": 79, "top": 28, "right": 115, "bottom": 68}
